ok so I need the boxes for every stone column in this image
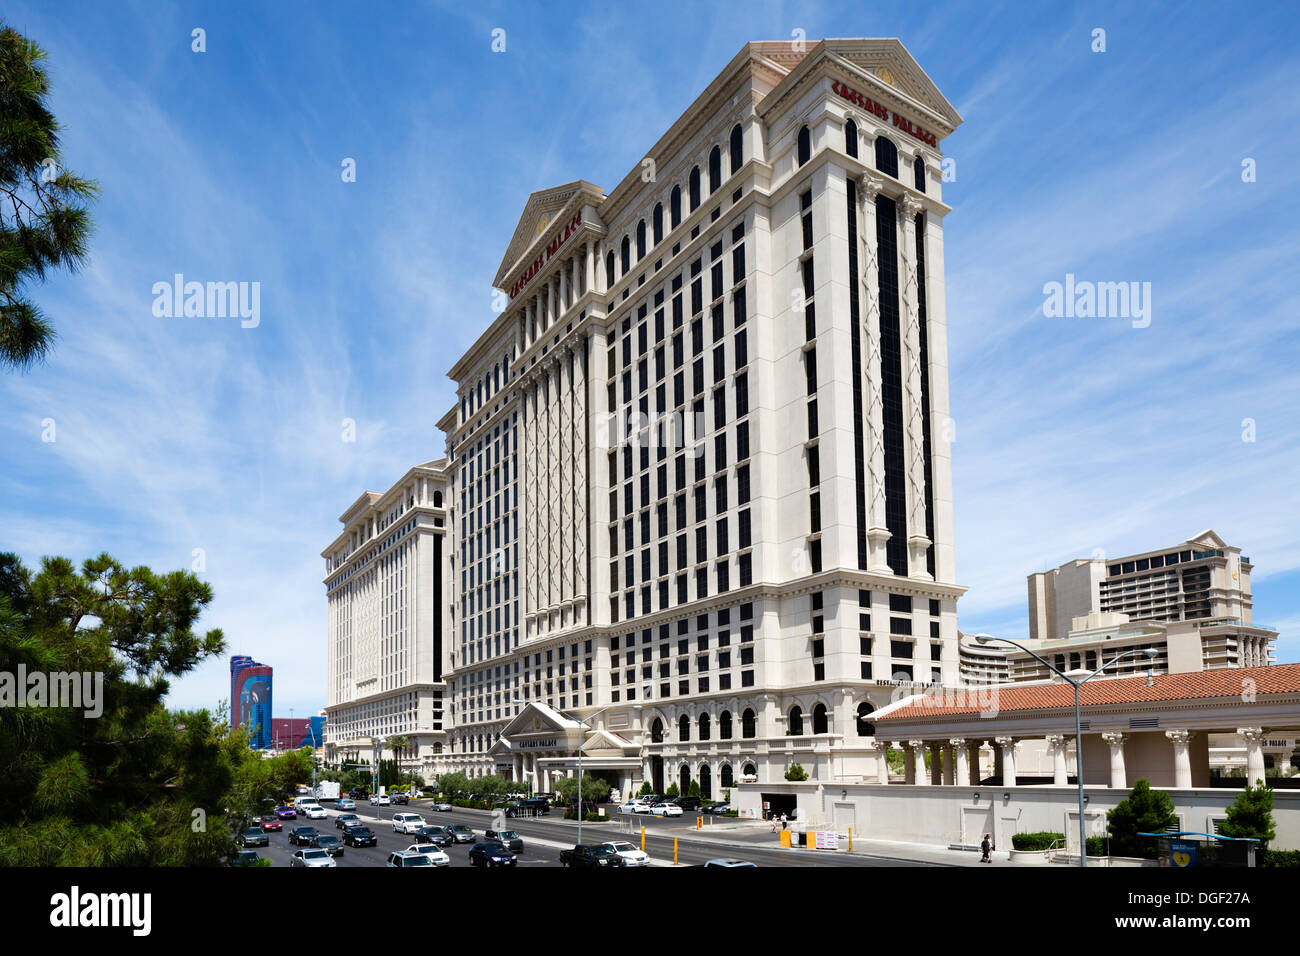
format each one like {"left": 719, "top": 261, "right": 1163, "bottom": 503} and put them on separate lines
{"left": 1166, "top": 730, "right": 1193, "bottom": 789}
{"left": 876, "top": 743, "right": 890, "bottom": 784}
{"left": 559, "top": 261, "right": 568, "bottom": 312}
{"left": 1238, "top": 727, "right": 1266, "bottom": 786}
{"left": 951, "top": 738, "right": 969, "bottom": 787}
{"left": 897, "top": 195, "right": 931, "bottom": 579}
{"left": 1047, "top": 734, "right": 1069, "bottom": 786}
{"left": 858, "top": 175, "right": 891, "bottom": 571}
{"left": 995, "top": 736, "right": 1016, "bottom": 787}
{"left": 1102, "top": 732, "right": 1127, "bottom": 789}
{"left": 585, "top": 242, "right": 594, "bottom": 297}
{"left": 909, "top": 739, "right": 928, "bottom": 785}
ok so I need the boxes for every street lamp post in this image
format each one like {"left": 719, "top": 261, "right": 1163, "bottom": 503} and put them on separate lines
{"left": 973, "top": 636, "right": 1157, "bottom": 868}
{"left": 513, "top": 699, "right": 641, "bottom": 847}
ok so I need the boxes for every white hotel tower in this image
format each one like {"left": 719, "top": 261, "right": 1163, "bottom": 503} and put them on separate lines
{"left": 332, "top": 39, "right": 968, "bottom": 795}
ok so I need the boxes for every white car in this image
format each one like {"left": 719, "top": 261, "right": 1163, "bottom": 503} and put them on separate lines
{"left": 603, "top": 841, "right": 650, "bottom": 866}
{"left": 392, "top": 813, "right": 426, "bottom": 834}
{"left": 650, "top": 803, "right": 682, "bottom": 817}
{"left": 432, "top": 802, "right": 453, "bottom": 812}
{"left": 299, "top": 803, "right": 327, "bottom": 819}
{"left": 404, "top": 843, "right": 450, "bottom": 866}
{"left": 290, "top": 848, "right": 336, "bottom": 868}
{"left": 369, "top": 794, "right": 391, "bottom": 806}
{"left": 630, "top": 801, "right": 656, "bottom": 814}
{"left": 616, "top": 802, "right": 641, "bottom": 814}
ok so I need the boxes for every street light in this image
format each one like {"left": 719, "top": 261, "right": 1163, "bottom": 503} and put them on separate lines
{"left": 973, "top": 635, "right": 1157, "bottom": 868}
{"left": 513, "top": 699, "right": 641, "bottom": 847}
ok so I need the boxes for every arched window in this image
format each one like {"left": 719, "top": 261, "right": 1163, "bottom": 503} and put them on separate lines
{"left": 741, "top": 708, "right": 756, "bottom": 739}
{"left": 708, "top": 145, "right": 721, "bottom": 193}
{"left": 688, "top": 166, "right": 701, "bottom": 211}
{"left": 812, "top": 703, "right": 828, "bottom": 735}
{"left": 720, "top": 764, "right": 733, "bottom": 788}
{"left": 699, "top": 763, "right": 712, "bottom": 799}
{"left": 670, "top": 185, "right": 682, "bottom": 228}
{"left": 605, "top": 251, "right": 616, "bottom": 288}
{"left": 729, "top": 123, "right": 743, "bottom": 173}
{"left": 652, "top": 203, "right": 663, "bottom": 244}
{"left": 742, "top": 762, "right": 756, "bottom": 778}
{"left": 789, "top": 706, "right": 804, "bottom": 736}
{"left": 913, "top": 154, "right": 926, "bottom": 194}
{"left": 636, "top": 219, "right": 646, "bottom": 260}
{"left": 797, "top": 125, "right": 811, "bottom": 166}
{"left": 651, "top": 717, "right": 664, "bottom": 743}
{"left": 699, "top": 712, "right": 711, "bottom": 741}
{"left": 845, "top": 118, "right": 858, "bottom": 158}
{"left": 680, "top": 765, "right": 691, "bottom": 793}
{"left": 875, "top": 136, "right": 898, "bottom": 178}
{"left": 856, "top": 702, "right": 875, "bottom": 736}
{"left": 620, "top": 235, "right": 631, "bottom": 274}
{"left": 433, "top": 490, "right": 443, "bottom": 507}
{"left": 719, "top": 710, "right": 733, "bottom": 739}
{"left": 679, "top": 714, "right": 691, "bottom": 741}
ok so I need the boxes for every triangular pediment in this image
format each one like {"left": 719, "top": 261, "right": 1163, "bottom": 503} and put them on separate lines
{"left": 1187, "top": 529, "right": 1228, "bottom": 550}
{"left": 499, "top": 701, "right": 583, "bottom": 740}
{"left": 580, "top": 729, "right": 638, "bottom": 756}
{"left": 822, "top": 38, "right": 962, "bottom": 133}
{"left": 493, "top": 181, "right": 601, "bottom": 289}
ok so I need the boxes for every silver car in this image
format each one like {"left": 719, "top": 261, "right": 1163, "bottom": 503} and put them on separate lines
{"left": 290, "top": 848, "right": 336, "bottom": 868}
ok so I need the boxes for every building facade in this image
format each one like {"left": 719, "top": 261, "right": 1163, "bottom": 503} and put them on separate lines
{"left": 320, "top": 461, "right": 453, "bottom": 772}
{"left": 230, "top": 655, "right": 273, "bottom": 749}
{"left": 421, "top": 38, "right": 967, "bottom": 795}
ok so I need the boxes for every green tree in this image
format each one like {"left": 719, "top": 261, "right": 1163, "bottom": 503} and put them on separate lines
{"left": 688, "top": 779, "right": 703, "bottom": 799}
{"left": 0, "top": 23, "right": 98, "bottom": 371}
{"left": 0, "top": 552, "right": 309, "bottom": 865}
{"left": 555, "top": 774, "right": 608, "bottom": 806}
{"left": 438, "top": 771, "right": 469, "bottom": 797}
{"left": 1218, "top": 780, "right": 1276, "bottom": 850}
{"left": 665, "top": 782, "right": 680, "bottom": 798}
{"left": 1106, "top": 779, "right": 1177, "bottom": 858}
{"left": 638, "top": 780, "right": 654, "bottom": 797}
{"left": 785, "top": 763, "right": 808, "bottom": 782}
{"left": 388, "top": 735, "right": 410, "bottom": 777}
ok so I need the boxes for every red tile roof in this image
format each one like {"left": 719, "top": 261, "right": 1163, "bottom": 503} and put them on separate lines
{"left": 875, "top": 663, "right": 1300, "bottom": 721}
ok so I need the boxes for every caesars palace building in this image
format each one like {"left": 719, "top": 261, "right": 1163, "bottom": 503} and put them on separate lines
{"left": 323, "top": 38, "right": 968, "bottom": 799}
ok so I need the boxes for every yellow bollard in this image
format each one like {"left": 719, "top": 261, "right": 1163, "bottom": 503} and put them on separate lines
{"left": 641, "top": 825, "right": 646, "bottom": 853}
{"left": 673, "top": 836, "right": 678, "bottom": 865}
{"left": 849, "top": 827, "right": 853, "bottom": 852}
{"left": 779, "top": 829, "right": 791, "bottom": 848}
{"left": 696, "top": 815, "right": 702, "bottom": 830}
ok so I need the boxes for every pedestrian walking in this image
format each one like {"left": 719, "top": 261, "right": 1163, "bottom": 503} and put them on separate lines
{"left": 781, "top": 813, "right": 788, "bottom": 831}
{"left": 980, "top": 833, "right": 991, "bottom": 863}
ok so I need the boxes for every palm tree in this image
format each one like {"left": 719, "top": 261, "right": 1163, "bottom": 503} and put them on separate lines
{"left": 388, "top": 735, "right": 411, "bottom": 787}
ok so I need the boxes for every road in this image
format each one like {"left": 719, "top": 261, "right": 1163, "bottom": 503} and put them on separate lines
{"left": 251, "top": 801, "right": 944, "bottom": 868}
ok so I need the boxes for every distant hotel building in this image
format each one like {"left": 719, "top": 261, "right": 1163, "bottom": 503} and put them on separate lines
{"left": 319, "top": 37, "right": 969, "bottom": 794}
{"left": 230, "top": 655, "right": 273, "bottom": 749}
{"left": 320, "top": 461, "right": 453, "bottom": 769}
{"left": 1018, "top": 530, "right": 1276, "bottom": 679}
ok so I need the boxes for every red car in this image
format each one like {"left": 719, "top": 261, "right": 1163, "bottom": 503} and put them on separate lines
{"left": 260, "top": 815, "right": 282, "bottom": 832}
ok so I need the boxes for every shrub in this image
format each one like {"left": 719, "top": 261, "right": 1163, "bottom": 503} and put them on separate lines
{"left": 1218, "top": 781, "right": 1276, "bottom": 850}
{"left": 785, "top": 763, "right": 808, "bottom": 782}
{"left": 1107, "top": 779, "right": 1177, "bottom": 859}
{"left": 1259, "top": 849, "right": 1300, "bottom": 867}
{"left": 1085, "top": 836, "right": 1108, "bottom": 857}
{"left": 1011, "top": 832, "right": 1064, "bottom": 852}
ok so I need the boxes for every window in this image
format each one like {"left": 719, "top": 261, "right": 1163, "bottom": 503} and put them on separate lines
{"left": 741, "top": 708, "right": 756, "bottom": 738}
{"left": 913, "top": 153, "right": 926, "bottom": 193}
{"left": 845, "top": 117, "right": 858, "bottom": 158}
{"left": 719, "top": 710, "right": 733, "bottom": 739}
{"left": 606, "top": 251, "right": 615, "bottom": 288}
{"left": 679, "top": 714, "right": 690, "bottom": 741}
{"left": 689, "top": 166, "right": 701, "bottom": 211}
{"left": 788, "top": 706, "right": 804, "bottom": 736}
{"left": 856, "top": 702, "right": 875, "bottom": 737}
{"left": 621, "top": 235, "right": 631, "bottom": 275}
{"left": 636, "top": 219, "right": 646, "bottom": 260}
{"left": 875, "top": 136, "right": 898, "bottom": 178}
{"left": 729, "top": 123, "right": 743, "bottom": 173}
{"left": 653, "top": 203, "right": 663, "bottom": 244}
{"left": 797, "top": 125, "right": 811, "bottom": 166}
{"left": 708, "top": 145, "right": 721, "bottom": 194}
{"left": 812, "top": 703, "right": 828, "bottom": 734}
{"left": 670, "top": 185, "right": 682, "bottom": 228}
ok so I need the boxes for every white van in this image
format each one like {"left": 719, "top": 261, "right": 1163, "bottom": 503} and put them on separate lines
{"left": 392, "top": 813, "right": 426, "bottom": 834}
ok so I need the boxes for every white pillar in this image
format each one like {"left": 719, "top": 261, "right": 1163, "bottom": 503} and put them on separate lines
{"left": 909, "top": 739, "right": 928, "bottom": 785}
{"left": 951, "top": 738, "right": 969, "bottom": 787}
{"left": 1238, "top": 727, "right": 1266, "bottom": 786}
{"left": 876, "top": 744, "right": 890, "bottom": 785}
{"left": 1102, "top": 732, "right": 1127, "bottom": 789}
{"left": 584, "top": 242, "right": 594, "bottom": 297}
{"left": 1166, "top": 730, "right": 1193, "bottom": 789}
{"left": 1047, "top": 734, "right": 1069, "bottom": 786}
{"left": 995, "top": 736, "right": 1016, "bottom": 787}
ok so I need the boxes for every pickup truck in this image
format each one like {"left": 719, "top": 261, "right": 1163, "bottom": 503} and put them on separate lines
{"left": 559, "top": 844, "right": 619, "bottom": 868}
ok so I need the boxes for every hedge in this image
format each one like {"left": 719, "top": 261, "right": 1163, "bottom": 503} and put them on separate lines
{"left": 562, "top": 810, "right": 606, "bottom": 822}
{"left": 1011, "top": 832, "right": 1063, "bottom": 852}
{"left": 1260, "top": 849, "right": 1300, "bottom": 867}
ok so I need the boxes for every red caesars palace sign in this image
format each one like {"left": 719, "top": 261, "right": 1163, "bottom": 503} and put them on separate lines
{"left": 832, "top": 80, "right": 939, "bottom": 148}
{"left": 509, "top": 211, "right": 583, "bottom": 299}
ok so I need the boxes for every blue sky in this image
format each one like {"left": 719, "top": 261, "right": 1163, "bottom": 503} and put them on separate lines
{"left": 3, "top": 1, "right": 1298, "bottom": 718}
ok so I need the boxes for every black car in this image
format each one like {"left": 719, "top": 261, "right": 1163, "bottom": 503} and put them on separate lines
{"left": 484, "top": 828, "right": 524, "bottom": 853}
{"left": 445, "top": 824, "right": 476, "bottom": 844}
{"left": 349, "top": 787, "right": 370, "bottom": 800}
{"left": 342, "top": 826, "right": 377, "bottom": 848}
{"left": 559, "top": 844, "right": 618, "bottom": 868}
{"left": 391, "top": 793, "right": 409, "bottom": 806}
{"left": 288, "top": 826, "right": 319, "bottom": 846}
{"left": 513, "top": 796, "right": 550, "bottom": 815}
{"left": 310, "top": 833, "right": 345, "bottom": 857}
{"left": 673, "top": 796, "right": 703, "bottom": 812}
{"left": 468, "top": 841, "right": 517, "bottom": 867}
{"left": 238, "top": 827, "right": 269, "bottom": 848}
{"left": 413, "top": 825, "right": 454, "bottom": 847}
{"left": 231, "top": 849, "right": 262, "bottom": 866}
